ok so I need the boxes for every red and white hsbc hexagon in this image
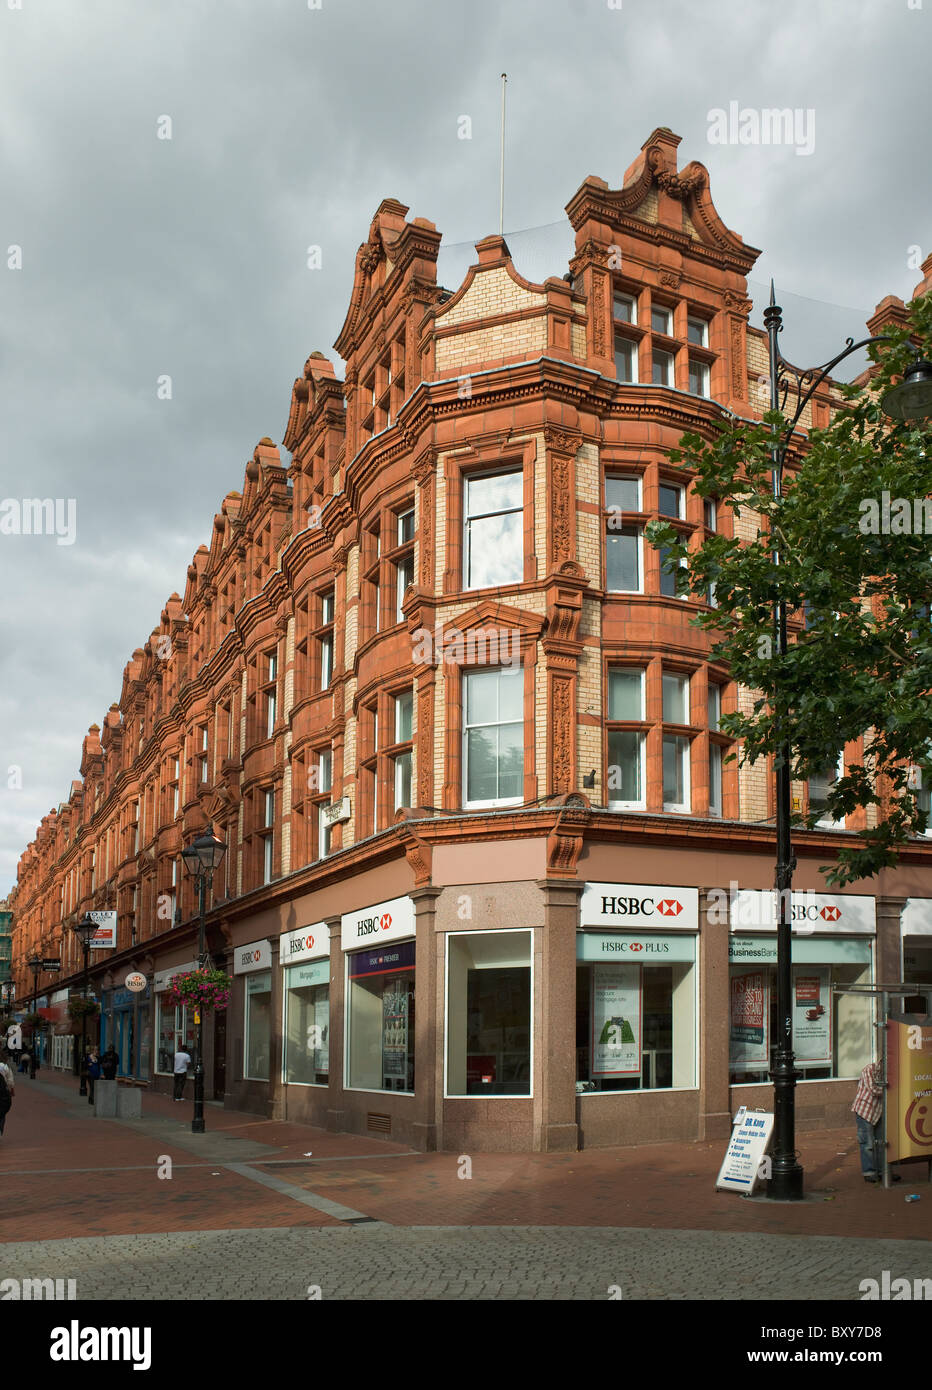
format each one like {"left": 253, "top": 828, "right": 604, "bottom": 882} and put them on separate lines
{"left": 580, "top": 883, "right": 700, "bottom": 932}
{"left": 233, "top": 939, "right": 272, "bottom": 975}
{"left": 340, "top": 895, "right": 416, "bottom": 950}
{"left": 280, "top": 922, "right": 329, "bottom": 966}
{"left": 729, "top": 890, "right": 875, "bottom": 934}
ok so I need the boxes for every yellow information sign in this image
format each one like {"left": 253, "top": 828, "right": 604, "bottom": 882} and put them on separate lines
{"left": 886, "top": 1015, "right": 932, "bottom": 1162}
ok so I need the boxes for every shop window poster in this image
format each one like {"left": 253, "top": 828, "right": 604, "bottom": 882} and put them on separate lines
{"left": 592, "top": 963, "right": 641, "bottom": 1075}
{"left": 381, "top": 980, "right": 407, "bottom": 1078}
{"left": 793, "top": 966, "right": 832, "bottom": 1064}
{"left": 730, "top": 970, "right": 769, "bottom": 1065}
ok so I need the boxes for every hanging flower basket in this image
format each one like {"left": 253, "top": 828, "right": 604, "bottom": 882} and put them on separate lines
{"left": 22, "top": 1011, "right": 46, "bottom": 1030}
{"left": 164, "top": 969, "right": 232, "bottom": 1013}
{"left": 67, "top": 998, "right": 100, "bottom": 1022}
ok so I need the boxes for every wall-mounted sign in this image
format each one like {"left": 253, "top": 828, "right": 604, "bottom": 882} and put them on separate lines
{"left": 124, "top": 972, "right": 147, "bottom": 994}
{"left": 581, "top": 883, "right": 699, "bottom": 932}
{"left": 234, "top": 939, "right": 272, "bottom": 975}
{"left": 577, "top": 932, "right": 696, "bottom": 963}
{"left": 341, "top": 896, "right": 415, "bottom": 951}
{"left": 42, "top": 959, "right": 61, "bottom": 972}
{"left": 87, "top": 910, "right": 117, "bottom": 949}
{"left": 323, "top": 797, "right": 351, "bottom": 826}
{"left": 280, "top": 923, "right": 329, "bottom": 966}
{"left": 729, "top": 890, "right": 874, "bottom": 935}
{"left": 153, "top": 960, "right": 197, "bottom": 993}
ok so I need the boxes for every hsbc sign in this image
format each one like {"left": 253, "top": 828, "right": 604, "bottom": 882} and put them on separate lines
{"left": 581, "top": 883, "right": 700, "bottom": 932}
{"left": 340, "top": 895, "right": 415, "bottom": 951}
{"left": 729, "top": 890, "right": 875, "bottom": 935}
{"left": 280, "top": 922, "right": 329, "bottom": 966}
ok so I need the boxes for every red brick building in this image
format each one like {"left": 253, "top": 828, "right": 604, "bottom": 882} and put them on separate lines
{"left": 10, "top": 128, "right": 932, "bottom": 1151}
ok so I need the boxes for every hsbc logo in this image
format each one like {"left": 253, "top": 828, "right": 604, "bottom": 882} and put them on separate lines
{"left": 380, "top": 914, "right": 392, "bottom": 931}
{"left": 629, "top": 942, "right": 643, "bottom": 952}
{"left": 820, "top": 905, "right": 841, "bottom": 922}
{"left": 600, "top": 895, "right": 681, "bottom": 918}
{"left": 657, "top": 899, "right": 682, "bottom": 917}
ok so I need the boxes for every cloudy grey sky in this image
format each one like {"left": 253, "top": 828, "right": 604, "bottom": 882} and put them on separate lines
{"left": 1, "top": 0, "right": 929, "bottom": 895}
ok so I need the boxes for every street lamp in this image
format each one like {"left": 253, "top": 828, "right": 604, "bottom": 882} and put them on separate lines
{"left": 72, "top": 915, "right": 97, "bottom": 1099}
{"left": 181, "top": 831, "right": 227, "bottom": 1134}
{"left": 26, "top": 955, "right": 43, "bottom": 1078}
{"left": 763, "top": 287, "right": 932, "bottom": 1200}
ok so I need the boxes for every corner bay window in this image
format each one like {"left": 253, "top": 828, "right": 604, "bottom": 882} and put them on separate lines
{"left": 576, "top": 933, "right": 697, "bottom": 1091}
{"left": 283, "top": 959, "right": 329, "bottom": 1085}
{"left": 464, "top": 470, "right": 523, "bottom": 589}
{"left": 346, "top": 941, "right": 415, "bottom": 1092}
{"left": 446, "top": 930, "right": 532, "bottom": 1097}
{"left": 463, "top": 666, "right": 523, "bottom": 807}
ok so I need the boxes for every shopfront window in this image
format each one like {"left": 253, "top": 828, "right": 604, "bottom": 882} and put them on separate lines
{"left": 446, "top": 930, "right": 532, "bottom": 1097}
{"left": 244, "top": 971, "right": 272, "bottom": 1080}
{"left": 575, "top": 933, "right": 697, "bottom": 1091}
{"left": 729, "top": 936, "right": 873, "bottom": 1082}
{"left": 282, "top": 960, "right": 330, "bottom": 1085}
{"left": 155, "top": 996, "right": 196, "bottom": 1075}
{"left": 346, "top": 941, "right": 415, "bottom": 1092}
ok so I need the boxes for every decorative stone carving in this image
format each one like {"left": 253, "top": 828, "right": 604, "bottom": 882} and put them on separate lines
{"left": 419, "top": 475, "right": 434, "bottom": 589}
{"left": 551, "top": 677, "right": 573, "bottom": 794}
{"left": 730, "top": 318, "right": 746, "bottom": 400}
{"left": 549, "top": 452, "right": 572, "bottom": 570}
{"left": 723, "top": 289, "right": 753, "bottom": 315}
{"left": 659, "top": 270, "right": 681, "bottom": 289}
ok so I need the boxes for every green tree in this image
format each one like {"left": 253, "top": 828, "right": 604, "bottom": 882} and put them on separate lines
{"left": 646, "top": 293, "right": 932, "bottom": 886}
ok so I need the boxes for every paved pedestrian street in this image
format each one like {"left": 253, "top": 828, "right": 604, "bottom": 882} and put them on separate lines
{"left": 1, "top": 1074, "right": 928, "bottom": 1302}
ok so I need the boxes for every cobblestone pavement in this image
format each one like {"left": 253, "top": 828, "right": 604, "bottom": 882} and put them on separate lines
{"left": 2, "top": 1074, "right": 929, "bottom": 1301}
{"left": 0, "top": 1225, "right": 928, "bottom": 1300}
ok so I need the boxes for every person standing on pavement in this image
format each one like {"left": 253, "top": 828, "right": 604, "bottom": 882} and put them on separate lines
{"left": 852, "top": 1058, "right": 901, "bottom": 1184}
{"left": 85, "top": 1049, "right": 101, "bottom": 1104}
{"left": 100, "top": 1045, "right": 119, "bottom": 1081}
{"left": 0, "top": 1056, "right": 14, "bottom": 1137}
{"left": 172, "top": 1045, "right": 192, "bottom": 1100}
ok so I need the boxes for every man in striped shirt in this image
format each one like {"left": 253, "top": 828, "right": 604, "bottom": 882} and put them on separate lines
{"left": 851, "top": 1060, "right": 900, "bottom": 1183}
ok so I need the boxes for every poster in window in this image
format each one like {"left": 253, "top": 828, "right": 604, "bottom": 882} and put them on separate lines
{"left": 730, "top": 970, "right": 769, "bottom": 1065}
{"left": 592, "top": 964, "right": 641, "bottom": 1075}
{"left": 313, "top": 994, "right": 329, "bottom": 1073}
{"left": 381, "top": 981, "right": 407, "bottom": 1078}
{"left": 793, "top": 967, "right": 832, "bottom": 1064}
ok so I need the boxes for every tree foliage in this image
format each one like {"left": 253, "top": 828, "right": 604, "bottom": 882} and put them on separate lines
{"left": 646, "top": 293, "right": 932, "bottom": 885}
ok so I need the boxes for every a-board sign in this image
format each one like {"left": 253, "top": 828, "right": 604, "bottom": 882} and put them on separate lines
{"left": 716, "top": 1110, "right": 774, "bottom": 1194}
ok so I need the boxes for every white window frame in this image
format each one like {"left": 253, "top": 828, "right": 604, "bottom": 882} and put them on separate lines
{"left": 662, "top": 734, "right": 691, "bottom": 814}
{"left": 443, "top": 927, "right": 535, "bottom": 1100}
{"left": 462, "top": 667, "right": 524, "bottom": 810}
{"left": 812, "top": 751, "right": 846, "bottom": 829}
{"left": 687, "top": 315, "right": 709, "bottom": 347}
{"left": 463, "top": 468, "right": 523, "bottom": 591}
{"left": 688, "top": 358, "right": 711, "bottom": 399}
{"left": 613, "top": 292, "right": 637, "bottom": 325}
{"left": 662, "top": 671, "right": 690, "bottom": 726}
{"left": 606, "top": 668, "right": 646, "bottom": 812}
{"left": 709, "top": 742, "right": 723, "bottom": 817}
{"left": 651, "top": 304, "right": 673, "bottom": 336}
{"left": 613, "top": 334, "right": 639, "bottom": 384}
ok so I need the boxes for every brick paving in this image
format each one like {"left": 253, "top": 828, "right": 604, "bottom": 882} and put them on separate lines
{"left": 0, "top": 1072, "right": 929, "bottom": 1300}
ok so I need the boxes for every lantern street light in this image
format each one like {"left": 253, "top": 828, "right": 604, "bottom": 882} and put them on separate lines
{"left": 72, "top": 915, "right": 98, "bottom": 1098}
{"left": 763, "top": 288, "right": 932, "bottom": 1201}
{"left": 180, "top": 832, "right": 227, "bottom": 1134}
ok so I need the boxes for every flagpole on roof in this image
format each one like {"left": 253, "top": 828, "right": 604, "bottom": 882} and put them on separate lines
{"left": 499, "top": 73, "right": 507, "bottom": 237}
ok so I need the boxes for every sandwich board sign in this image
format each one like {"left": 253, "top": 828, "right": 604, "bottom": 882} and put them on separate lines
{"left": 716, "top": 1109, "right": 774, "bottom": 1194}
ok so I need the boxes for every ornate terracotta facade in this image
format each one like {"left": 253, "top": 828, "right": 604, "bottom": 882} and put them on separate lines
{"left": 9, "top": 128, "right": 932, "bottom": 1153}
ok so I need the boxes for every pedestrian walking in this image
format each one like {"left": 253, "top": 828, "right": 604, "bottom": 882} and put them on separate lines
{"left": 100, "top": 1045, "right": 119, "bottom": 1080}
{"left": 852, "top": 1059, "right": 901, "bottom": 1183}
{"left": 85, "top": 1049, "right": 101, "bottom": 1104}
{"left": 172, "top": 1045, "right": 192, "bottom": 1100}
{"left": 19, "top": 1050, "right": 30, "bottom": 1075}
{"left": 0, "top": 1057, "right": 14, "bottom": 1137}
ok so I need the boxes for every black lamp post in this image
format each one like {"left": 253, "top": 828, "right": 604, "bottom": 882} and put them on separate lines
{"left": 763, "top": 288, "right": 932, "bottom": 1200}
{"left": 72, "top": 915, "right": 97, "bottom": 1098}
{"left": 26, "top": 955, "right": 43, "bottom": 1078}
{"left": 181, "top": 831, "right": 227, "bottom": 1134}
